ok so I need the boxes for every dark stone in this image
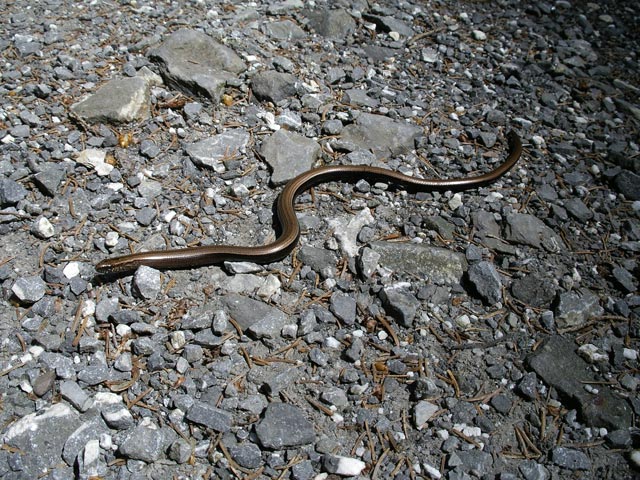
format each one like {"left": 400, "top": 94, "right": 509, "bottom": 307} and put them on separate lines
{"left": 379, "top": 287, "right": 420, "bottom": 327}
{"left": 251, "top": 71, "right": 299, "bottom": 104}
{"left": 186, "top": 402, "right": 233, "bottom": 433}
{"left": 511, "top": 274, "right": 557, "bottom": 308}
{"left": 118, "top": 422, "right": 164, "bottom": 463}
{"left": 2, "top": 403, "right": 81, "bottom": 477}
{"left": 149, "top": 29, "right": 246, "bottom": 102}
{"left": 551, "top": 447, "right": 591, "bottom": 470}
{"left": 255, "top": 403, "right": 315, "bottom": 449}
{"left": 526, "top": 336, "right": 632, "bottom": 429}
{"left": 563, "top": 198, "right": 593, "bottom": 222}
{"left": 612, "top": 170, "right": 640, "bottom": 200}
{"left": 467, "top": 261, "right": 503, "bottom": 304}
{"left": 227, "top": 442, "right": 262, "bottom": 469}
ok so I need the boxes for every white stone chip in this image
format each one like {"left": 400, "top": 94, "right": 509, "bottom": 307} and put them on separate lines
{"left": 63, "top": 261, "right": 81, "bottom": 279}
{"left": 577, "top": 343, "right": 608, "bottom": 363}
{"left": 454, "top": 424, "right": 481, "bottom": 437}
{"left": 83, "top": 439, "right": 101, "bottom": 470}
{"left": 531, "top": 135, "right": 546, "bottom": 147}
{"left": 257, "top": 274, "right": 281, "bottom": 299}
{"left": 170, "top": 331, "right": 186, "bottom": 350}
{"left": 324, "top": 337, "right": 341, "bottom": 349}
{"left": 94, "top": 392, "right": 124, "bottom": 405}
{"left": 105, "top": 231, "right": 119, "bottom": 247}
{"left": 324, "top": 455, "right": 366, "bottom": 476}
{"left": 424, "top": 462, "right": 443, "bottom": 479}
{"left": 99, "top": 433, "right": 113, "bottom": 450}
{"left": 31, "top": 216, "right": 55, "bottom": 238}
{"left": 257, "top": 111, "right": 280, "bottom": 131}
{"left": 448, "top": 192, "right": 463, "bottom": 210}
{"left": 29, "top": 346, "right": 44, "bottom": 358}
{"left": 82, "top": 299, "right": 96, "bottom": 317}
{"left": 455, "top": 314, "right": 471, "bottom": 329}
{"left": 328, "top": 207, "right": 375, "bottom": 258}
{"left": 472, "top": 30, "right": 487, "bottom": 40}
{"left": 116, "top": 324, "right": 131, "bottom": 337}
{"left": 485, "top": 191, "right": 504, "bottom": 202}
{"left": 331, "top": 413, "right": 344, "bottom": 424}
{"left": 414, "top": 401, "right": 439, "bottom": 430}
{"left": 76, "top": 149, "right": 113, "bottom": 176}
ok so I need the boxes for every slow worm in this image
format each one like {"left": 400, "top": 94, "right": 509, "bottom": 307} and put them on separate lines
{"left": 96, "top": 131, "right": 522, "bottom": 274}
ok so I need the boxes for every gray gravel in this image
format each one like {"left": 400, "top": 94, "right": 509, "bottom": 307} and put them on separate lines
{"left": 1, "top": 1, "right": 639, "bottom": 479}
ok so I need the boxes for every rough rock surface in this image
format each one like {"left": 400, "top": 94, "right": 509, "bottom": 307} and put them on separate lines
{"left": 0, "top": 1, "right": 638, "bottom": 479}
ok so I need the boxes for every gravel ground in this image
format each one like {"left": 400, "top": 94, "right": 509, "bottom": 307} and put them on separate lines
{"left": 1, "top": 1, "right": 639, "bottom": 479}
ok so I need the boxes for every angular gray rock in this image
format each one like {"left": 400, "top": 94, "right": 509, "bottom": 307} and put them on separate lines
{"left": 227, "top": 442, "right": 262, "bottom": 469}
{"left": 185, "top": 129, "right": 250, "bottom": 173}
{"left": 262, "top": 365, "right": 301, "bottom": 395}
{"left": 255, "top": 403, "right": 315, "bottom": 449}
{"left": 554, "top": 288, "right": 603, "bottom": 330}
{"left": 362, "top": 13, "right": 414, "bottom": 37}
{"left": 265, "top": 20, "right": 306, "bottom": 40}
{"left": 118, "top": 421, "right": 165, "bottom": 463}
{"left": 453, "top": 449, "right": 493, "bottom": 475}
{"left": 2, "top": 403, "right": 81, "bottom": 477}
{"left": 261, "top": 129, "right": 321, "bottom": 185}
{"left": 511, "top": 274, "right": 556, "bottom": 309}
{"left": 0, "top": 178, "right": 28, "bottom": 206}
{"left": 467, "top": 261, "right": 503, "bottom": 304}
{"left": 370, "top": 241, "right": 467, "bottom": 285}
{"left": 71, "top": 77, "right": 150, "bottom": 123}
{"left": 563, "top": 198, "right": 593, "bottom": 222}
{"left": 612, "top": 266, "right": 637, "bottom": 293}
{"left": 303, "top": 8, "right": 357, "bottom": 39}
{"left": 519, "top": 460, "right": 550, "bottom": 480}
{"left": 504, "top": 213, "right": 563, "bottom": 252}
{"left": 60, "top": 381, "right": 93, "bottom": 412}
{"left": 168, "top": 438, "right": 192, "bottom": 464}
{"left": 472, "top": 210, "right": 516, "bottom": 254}
{"left": 133, "top": 265, "right": 162, "bottom": 300}
{"left": 62, "top": 416, "right": 110, "bottom": 465}
{"left": 185, "top": 401, "right": 233, "bottom": 433}
{"left": 340, "top": 113, "right": 422, "bottom": 159}
{"left": 149, "top": 29, "right": 246, "bottom": 102}
{"left": 329, "top": 292, "right": 357, "bottom": 325}
{"left": 297, "top": 246, "right": 337, "bottom": 275}
{"left": 251, "top": 70, "right": 299, "bottom": 103}
{"left": 612, "top": 170, "right": 640, "bottom": 200}
{"left": 223, "top": 293, "right": 289, "bottom": 336}
{"left": 551, "top": 447, "right": 591, "bottom": 470}
{"left": 247, "top": 309, "right": 291, "bottom": 339}
{"left": 379, "top": 286, "right": 420, "bottom": 327}
{"left": 12, "top": 275, "right": 47, "bottom": 304}
{"left": 526, "top": 336, "right": 631, "bottom": 429}
{"left": 33, "top": 163, "right": 66, "bottom": 197}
